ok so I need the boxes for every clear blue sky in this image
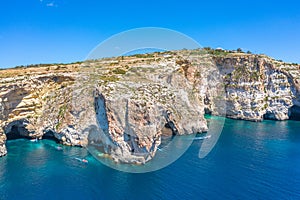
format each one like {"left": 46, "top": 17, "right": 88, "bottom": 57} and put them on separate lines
{"left": 0, "top": 0, "right": 299, "bottom": 68}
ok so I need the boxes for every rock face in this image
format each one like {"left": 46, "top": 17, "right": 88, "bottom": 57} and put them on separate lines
{"left": 0, "top": 49, "right": 299, "bottom": 163}
{"left": 0, "top": 65, "right": 89, "bottom": 157}
{"left": 82, "top": 52, "right": 209, "bottom": 164}
{"left": 213, "top": 53, "right": 300, "bottom": 121}
{"left": 89, "top": 57, "right": 207, "bottom": 163}
{"left": 0, "top": 134, "right": 6, "bottom": 156}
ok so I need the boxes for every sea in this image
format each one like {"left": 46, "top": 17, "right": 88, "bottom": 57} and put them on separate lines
{"left": 1, "top": 117, "right": 300, "bottom": 200}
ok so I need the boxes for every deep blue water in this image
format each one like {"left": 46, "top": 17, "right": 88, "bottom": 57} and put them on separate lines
{"left": 1, "top": 118, "right": 300, "bottom": 200}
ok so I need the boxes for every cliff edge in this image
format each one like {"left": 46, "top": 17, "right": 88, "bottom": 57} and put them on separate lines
{"left": 0, "top": 49, "right": 299, "bottom": 163}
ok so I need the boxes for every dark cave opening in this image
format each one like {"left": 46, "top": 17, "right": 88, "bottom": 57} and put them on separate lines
{"left": 6, "top": 124, "right": 60, "bottom": 143}
{"left": 6, "top": 125, "right": 29, "bottom": 140}
{"left": 289, "top": 105, "right": 300, "bottom": 121}
{"left": 42, "top": 130, "right": 60, "bottom": 143}
{"left": 164, "top": 121, "right": 178, "bottom": 136}
{"left": 263, "top": 112, "right": 275, "bottom": 120}
{"left": 204, "top": 108, "right": 212, "bottom": 115}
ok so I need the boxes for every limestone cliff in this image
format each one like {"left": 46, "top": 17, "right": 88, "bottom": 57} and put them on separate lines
{"left": 0, "top": 49, "right": 299, "bottom": 163}
{"left": 213, "top": 53, "right": 300, "bottom": 121}
{"left": 0, "top": 64, "right": 89, "bottom": 153}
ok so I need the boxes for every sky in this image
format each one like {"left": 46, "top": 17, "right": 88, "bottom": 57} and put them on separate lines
{"left": 0, "top": 0, "right": 299, "bottom": 68}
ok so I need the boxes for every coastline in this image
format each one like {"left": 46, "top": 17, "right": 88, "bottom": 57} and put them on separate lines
{"left": 0, "top": 49, "right": 299, "bottom": 163}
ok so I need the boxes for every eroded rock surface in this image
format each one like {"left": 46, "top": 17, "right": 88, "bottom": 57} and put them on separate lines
{"left": 0, "top": 49, "right": 299, "bottom": 163}
{"left": 214, "top": 54, "right": 300, "bottom": 121}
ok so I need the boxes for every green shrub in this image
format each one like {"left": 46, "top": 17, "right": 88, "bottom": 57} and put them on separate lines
{"left": 237, "top": 48, "right": 243, "bottom": 53}
{"left": 112, "top": 68, "right": 126, "bottom": 74}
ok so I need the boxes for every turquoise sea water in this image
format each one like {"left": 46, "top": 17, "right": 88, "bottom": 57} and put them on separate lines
{"left": 1, "top": 118, "right": 300, "bottom": 199}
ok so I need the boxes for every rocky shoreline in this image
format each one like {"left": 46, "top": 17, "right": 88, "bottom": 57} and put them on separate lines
{"left": 0, "top": 49, "right": 299, "bottom": 163}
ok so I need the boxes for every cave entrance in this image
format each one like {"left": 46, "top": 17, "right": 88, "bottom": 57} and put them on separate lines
{"left": 5, "top": 122, "right": 60, "bottom": 143}
{"left": 6, "top": 125, "right": 29, "bottom": 140}
{"left": 289, "top": 105, "right": 300, "bottom": 121}
{"left": 263, "top": 113, "right": 274, "bottom": 120}
{"left": 42, "top": 130, "right": 60, "bottom": 143}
